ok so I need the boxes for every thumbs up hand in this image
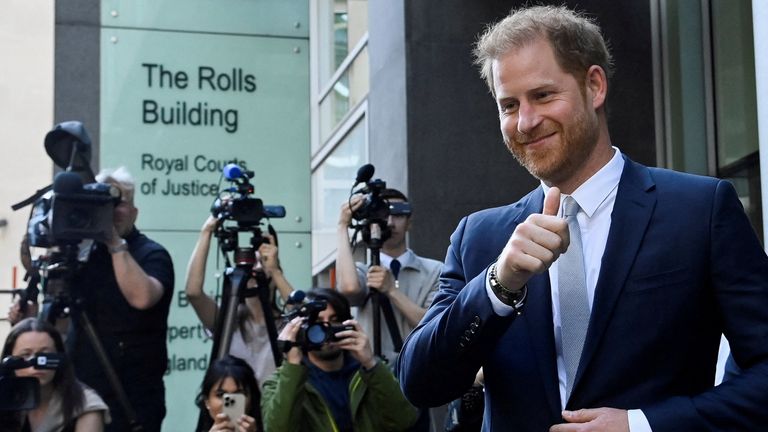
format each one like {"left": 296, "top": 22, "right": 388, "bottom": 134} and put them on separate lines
{"left": 495, "top": 187, "right": 570, "bottom": 292}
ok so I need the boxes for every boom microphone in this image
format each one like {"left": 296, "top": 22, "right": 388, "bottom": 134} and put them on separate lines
{"left": 222, "top": 163, "right": 244, "bottom": 181}
{"left": 52, "top": 171, "right": 84, "bottom": 194}
{"left": 286, "top": 290, "right": 306, "bottom": 305}
{"left": 355, "top": 164, "right": 375, "bottom": 185}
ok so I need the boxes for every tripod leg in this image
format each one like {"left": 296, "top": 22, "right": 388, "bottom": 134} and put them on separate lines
{"left": 254, "top": 271, "right": 282, "bottom": 367}
{"left": 211, "top": 267, "right": 247, "bottom": 360}
{"left": 75, "top": 308, "right": 144, "bottom": 432}
{"left": 371, "top": 290, "right": 383, "bottom": 358}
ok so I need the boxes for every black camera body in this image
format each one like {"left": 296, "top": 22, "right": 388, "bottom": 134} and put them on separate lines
{"left": 286, "top": 299, "right": 354, "bottom": 351}
{"left": 28, "top": 175, "right": 119, "bottom": 248}
{"left": 212, "top": 196, "right": 266, "bottom": 227}
{"left": 210, "top": 163, "right": 286, "bottom": 229}
{"left": 352, "top": 178, "right": 389, "bottom": 222}
{"left": 0, "top": 353, "right": 61, "bottom": 411}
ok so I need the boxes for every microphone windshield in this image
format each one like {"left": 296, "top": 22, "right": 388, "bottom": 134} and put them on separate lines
{"left": 287, "top": 290, "right": 306, "bottom": 305}
{"left": 355, "top": 164, "right": 375, "bottom": 184}
{"left": 52, "top": 171, "right": 84, "bottom": 194}
{"left": 222, "top": 163, "right": 243, "bottom": 181}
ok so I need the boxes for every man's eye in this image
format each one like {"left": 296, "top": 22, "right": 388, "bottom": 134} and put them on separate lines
{"left": 501, "top": 102, "right": 517, "bottom": 112}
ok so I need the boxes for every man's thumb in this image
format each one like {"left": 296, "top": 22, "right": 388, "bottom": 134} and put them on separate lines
{"left": 543, "top": 187, "right": 561, "bottom": 216}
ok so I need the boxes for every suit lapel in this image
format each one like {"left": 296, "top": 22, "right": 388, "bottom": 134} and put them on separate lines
{"left": 517, "top": 188, "right": 561, "bottom": 416}
{"left": 573, "top": 157, "right": 657, "bottom": 393}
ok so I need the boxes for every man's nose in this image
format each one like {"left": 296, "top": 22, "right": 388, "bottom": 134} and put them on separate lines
{"left": 516, "top": 101, "right": 541, "bottom": 135}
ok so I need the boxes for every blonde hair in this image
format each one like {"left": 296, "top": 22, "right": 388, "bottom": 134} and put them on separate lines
{"left": 96, "top": 166, "right": 135, "bottom": 204}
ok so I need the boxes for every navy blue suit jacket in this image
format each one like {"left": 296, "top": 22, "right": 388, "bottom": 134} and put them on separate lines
{"left": 397, "top": 157, "right": 768, "bottom": 431}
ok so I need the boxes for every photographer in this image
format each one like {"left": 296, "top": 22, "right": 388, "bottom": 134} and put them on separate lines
{"left": 261, "top": 288, "right": 418, "bottom": 432}
{"left": 336, "top": 189, "right": 442, "bottom": 363}
{"left": 185, "top": 214, "right": 294, "bottom": 384}
{"left": 11, "top": 167, "right": 175, "bottom": 432}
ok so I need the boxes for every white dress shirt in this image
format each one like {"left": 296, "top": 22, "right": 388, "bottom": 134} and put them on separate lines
{"left": 486, "top": 148, "right": 652, "bottom": 431}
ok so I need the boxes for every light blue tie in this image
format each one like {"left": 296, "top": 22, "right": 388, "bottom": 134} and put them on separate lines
{"left": 559, "top": 196, "right": 589, "bottom": 400}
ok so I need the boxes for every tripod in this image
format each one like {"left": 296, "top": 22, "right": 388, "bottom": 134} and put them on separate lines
{"left": 41, "top": 243, "right": 144, "bottom": 432}
{"left": 359, "top": 220, "right": 403, "bottom": 360}
{"left": 208, "top": 263, "right": 282, "bottom": 368}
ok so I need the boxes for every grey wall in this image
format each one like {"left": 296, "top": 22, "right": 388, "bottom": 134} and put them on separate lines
{"left": 55, "top": 0, "right": 101, "bottom": 171}
{"left": 369, "top": 0, "right": 657, "bottom": 261}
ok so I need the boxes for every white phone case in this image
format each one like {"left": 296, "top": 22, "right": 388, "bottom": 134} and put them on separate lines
{"left": 222, "top": 393, "right": 246, "bottom": 424}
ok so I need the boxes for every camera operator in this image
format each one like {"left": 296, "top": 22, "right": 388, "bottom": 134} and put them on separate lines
{"left": 185, "top": 215, "right": 294, "bottom": 384}
{"left": 11, "top": 167, "right": 175, "bottom": 432}
{"left": 261, "top": 288, "right": 418, "bottom": 432}
{"left": 336, "top": 189, "right": 442, "bottom": 363}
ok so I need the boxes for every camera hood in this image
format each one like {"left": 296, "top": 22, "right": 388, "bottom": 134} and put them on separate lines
{"left": 44, "top": 121, "right": 93, "bottom": 174}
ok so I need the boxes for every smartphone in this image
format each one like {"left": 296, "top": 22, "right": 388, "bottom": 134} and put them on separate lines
{"left": 222, "top": 393, "right": 246, "bottom": 424}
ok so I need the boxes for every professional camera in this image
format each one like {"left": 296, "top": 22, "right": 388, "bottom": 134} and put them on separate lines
{"left": 283, "top": 298, "right": 354, "bottom": 352}
{"left": 0, "top": 353, "right": 61, "bottom": 411}
{"left": 20, "top": 122, "right": 121, "bottom": 248}
{"left": 210, "top": 164, "right": 286, "bottom": 228}
{"left": 350, "top": 164, "right": 389, "bottom": 223}
{"left": 347, "top": 164, "right": 413, "bottom": 248}
{"left": 28, "top": 174, "right": 120, "bottom": 248}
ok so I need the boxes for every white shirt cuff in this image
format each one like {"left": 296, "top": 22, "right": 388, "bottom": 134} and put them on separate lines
{"left": 627, "top": 409, "right": 652, "bottom": 432}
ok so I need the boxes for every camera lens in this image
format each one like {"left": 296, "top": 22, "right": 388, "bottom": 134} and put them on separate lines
{"left": 306, "top": 323, "right": 328, "bottom": 345}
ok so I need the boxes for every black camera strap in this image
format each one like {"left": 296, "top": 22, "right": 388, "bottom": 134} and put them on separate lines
{"left": 11, "top": 184, "right": 52, "bottom": 211}
{"left": 378, "top": 294, "right": 403, "bottom": 352}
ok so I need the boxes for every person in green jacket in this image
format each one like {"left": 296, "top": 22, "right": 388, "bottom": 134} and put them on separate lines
{"left": 261, "top": 288, "right": 418, "bottom": 432}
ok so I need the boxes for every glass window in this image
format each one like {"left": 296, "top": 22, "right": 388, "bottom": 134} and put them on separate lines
{"left": 660, "top": 0, "right": 708, "bottom": 175}
{"left": 318, "top": 46, "right": 369, "bottom": 142}
{"left": 711, "top": 0, "right": 761, "bottom": 241}
{"left": 659, "top": 0, "right": 761, "bottom": 242}
{"left": 311, "top": 117, "right": 367, "bottom": 267}
{"left": 317, "top": 0, "right": 367, "bottom": 87}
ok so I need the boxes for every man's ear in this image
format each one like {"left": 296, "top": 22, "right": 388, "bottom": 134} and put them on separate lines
{"left": 130, "top": 206, "right": 139, "bottom": 224}
{"left": 585, "top": 65, "right": 607, "bottom": 110}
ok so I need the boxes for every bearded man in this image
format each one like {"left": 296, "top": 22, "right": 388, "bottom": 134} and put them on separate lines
{"left": 397, "top": 5, "right": 768, "bottom": 432}
{"left": 262, "top": 288, "right": 418, "bottom": 432}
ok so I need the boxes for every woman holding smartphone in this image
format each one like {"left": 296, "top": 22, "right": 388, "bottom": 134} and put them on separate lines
{"left": 196, "top": 355, "right": 261, "bottom": 432}
{"left": 1, "top": 318, "right": 110, "bottom": 431}
{"left": 186, "top": 215, "right": 294, "bottom": 385}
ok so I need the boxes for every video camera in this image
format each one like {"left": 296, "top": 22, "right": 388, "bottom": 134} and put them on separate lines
{"left": 28, "top": 174, "right": 120, "bottom": 248}
{"left": 0, "top": 353, "right": 61, "bottom": 411}
{"left": 348, "top": 164, "right": 412, "bottom": 246}
{"left": 8, "top": 122, "right": 121, "bottom": 315}
{"left": 282, "top": 297, "right": 354, "bottom": 352}
{"left": 210, "top": 163, "right": 286, "bottom": 254}
{"left": 19, "top": 122, "right": 121, "bottom": 249}
{"left": 211, "top": 164, "right": 286, "bottom": 228}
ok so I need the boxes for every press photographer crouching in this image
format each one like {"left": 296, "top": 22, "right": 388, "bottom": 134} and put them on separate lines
{"left": 261, "top": 288, "right": 418, "bottom": 432}
{"left": 12, "top": 167, "right": 175, "bottom": 432}
{"left": 2, "top": 318, "right": 110, "bottom": 431}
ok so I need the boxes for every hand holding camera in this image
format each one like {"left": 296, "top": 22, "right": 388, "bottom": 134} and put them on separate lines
{"left": 331, "top": 319, "right": 376, "bottom": 370}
